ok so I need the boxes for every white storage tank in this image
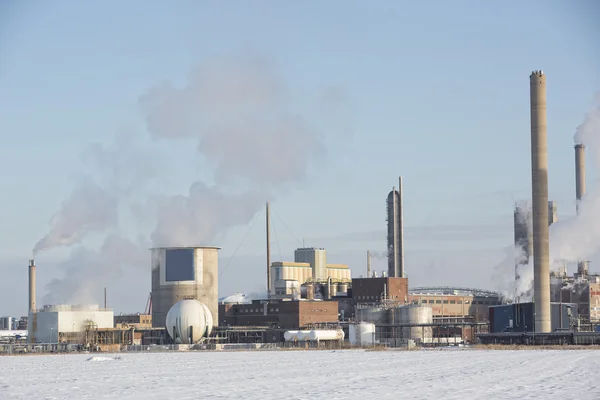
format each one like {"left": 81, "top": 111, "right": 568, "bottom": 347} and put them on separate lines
{"left": 296, "top": 330, "right": 312, "bottom": 341}
{"left": 308, "top": 329, "right": 345, "bottom": 341}
{"left": 394, "top": 304, "right": 433, "bottom": 340}
{"left": 284, "top": 330, "right": 299, "bottom": 341}
{"left": 165, "top": 299, "right": 213, "bottom": 344}
{"left": 349, "top": 322, "right": 376, "bottom": 346}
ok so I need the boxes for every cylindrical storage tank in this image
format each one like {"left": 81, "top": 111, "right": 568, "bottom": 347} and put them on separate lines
{"left": 284, "top": 330, "right": 299, "bottom": 341}
{"left": 394, "top": 305, "right": 432, "bottom": 340}
{"left": 165, "top": 299, "right": 213, "bottom": 344}
{"left": 151, "top": 246, "right": 221, "bottom": 328}
{"left": 308, "top": 329, "right": 345, "bottom": 341}
{"left": 302, "top": 284, "right": 315, "bottom": 300}
{"left": 349, "top": 322, "right": 376, "bottom": 346}
{"left": 296, "top": 330, "right": 312, "bottom": 341}
{"left": 356, "top": 307, "right": 388, "bottom": 324}
{"left": 321, "top": 284, "right": 330, "bottom": 300}
{"left": 329, "top": 283, "right": 338, "bottom": 297}
{"left": 337, "top": 282, "right": 348, "bottom": 294}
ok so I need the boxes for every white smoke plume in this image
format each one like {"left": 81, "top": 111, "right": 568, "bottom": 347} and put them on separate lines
{"left": 140, "top": 53, "right": 343, "bottom": 247}
{"left": 32, "top": 177, "right": 118, "bottom": 255}
{"left": 35, "top": 52, "right": 348, "bottom": 305}
{"left": 43, "top": 233, "right": 147, "bottom": 305}
{"left": 549, "top": 92, "right": 600, "bottom": 265}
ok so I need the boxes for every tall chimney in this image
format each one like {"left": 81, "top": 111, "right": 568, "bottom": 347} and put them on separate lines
{"left": 266, "top": 201, "right": 271, "bottom": 297}
{"left": 530, "top": 70, "right": 551, "bottom": 333}
{"left": 367, "top": 250, "right": 372, "bottom": 277}
{"left": 398, "top": 176, "right": 405, "bottom": 278}
{"left": 28, "top": 259, "right": 36, "bottom": 312}
{"left": 575, "top": 144, "right": 588, "bottom": 276}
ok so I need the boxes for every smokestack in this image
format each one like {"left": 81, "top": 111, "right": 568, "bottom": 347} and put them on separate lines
{"left": 575, "top": 144, "right": 589, "bottom": 276}
{"left": 398, "top": 176, "right": 405, "bottom": 278}
{"left": 367, "top": 250, "right": 372, "bottom": 277}
{"left": 575, "top": 144, "right": 586, "bottom": 212}
{"left": 530, "top": 70, "right": 551, "bottom": 333}
{"left": 104, "top": 287, "right": 107, "bottom": 309}
{"left": 266, "top": 201, "right": 271, "bottom": 297}
{"left": 28, "top": 259, "right": 36, "bottom": 312}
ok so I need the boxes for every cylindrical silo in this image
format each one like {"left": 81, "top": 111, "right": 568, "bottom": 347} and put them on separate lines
{"left": 394, "top": 305, "right": 432, "bottom": 340}
{"left": 356, "top": 307, "right": 388, "bottom": 325}
{"left": 151, "top": 246, "right": 221, "bottom": 328}
{"left": 530, "top": 70, "right": 551, "bottom": 333}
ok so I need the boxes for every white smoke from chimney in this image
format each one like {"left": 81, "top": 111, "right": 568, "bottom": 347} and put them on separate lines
{"left": 549, "top": 92, "right": 600, "bottom": 265}
{"left": 140, "top": 53, "right": 345, "bottom": 247}
{"left": 34, "top": 51, "right": 350, "bottom": 304}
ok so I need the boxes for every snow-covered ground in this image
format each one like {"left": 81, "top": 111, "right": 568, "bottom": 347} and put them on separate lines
{"left": 1, "top": 349, "right": 598, "bottom": 399}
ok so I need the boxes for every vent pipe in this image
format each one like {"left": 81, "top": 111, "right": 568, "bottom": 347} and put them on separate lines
{"left": 28, "top": 259, "right": 36, "bottom": 312}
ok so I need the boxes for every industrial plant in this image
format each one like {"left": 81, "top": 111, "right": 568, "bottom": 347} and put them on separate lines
{"left": 4, "top": 70, "right": 600, "bottom": 355}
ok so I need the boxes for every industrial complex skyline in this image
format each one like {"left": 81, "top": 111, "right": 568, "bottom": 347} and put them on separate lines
{"left": 0, "top": 2, "right": 599, "bottom": 316}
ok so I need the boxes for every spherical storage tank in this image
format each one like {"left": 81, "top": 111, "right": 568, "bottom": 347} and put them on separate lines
{"left": 165, "top": 299, "right": 213, "bottom": 344}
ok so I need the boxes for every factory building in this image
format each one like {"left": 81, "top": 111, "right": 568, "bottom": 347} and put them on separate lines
{"left": 489, "top": 302, "right": 576, "bottom": 333}
{"left": 269, "top": 248, "right": 351, "bottom": 297}
{"left": 408, "top": 287, "right": 502, "bottom": 322}
{"left": 352, "top": 277, "right": 408, "bottom": 305}
{"left": 386, "top": 177, "right": 405, "bottom": 278}
{"left": 114, "top": 314, "right": 152, "bottom": 328}
{"left": 28, "top": 304, "right": 114, "bottom": 344}
{"left": 151, "top": 246, "right": 220, "bottom": 328}
{"left": 219, "top": 299, "right": 339, "bottom": 330}
{"left": 556, "top": 279, "right": 600, "bottom": 324}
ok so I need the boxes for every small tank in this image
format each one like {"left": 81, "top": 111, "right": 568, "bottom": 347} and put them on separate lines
{"left": 337, "top": 282, "right": 349, "bottom": 294}
{"left": 329, "top": 283, "right": 338, "bottom": 297}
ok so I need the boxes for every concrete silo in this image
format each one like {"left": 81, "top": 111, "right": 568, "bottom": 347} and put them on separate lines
{"left": 151, "top": 246, "right": 220, "bottom": 328}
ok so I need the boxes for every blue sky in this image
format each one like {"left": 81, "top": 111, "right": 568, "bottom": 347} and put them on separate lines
{"left": 0, "top": 1, "right": 599, "bottom": 316}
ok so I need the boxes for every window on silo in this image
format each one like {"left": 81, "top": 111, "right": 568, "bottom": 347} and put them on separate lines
{"left": 165, "top": 248, "right": 196, "bottom": 281}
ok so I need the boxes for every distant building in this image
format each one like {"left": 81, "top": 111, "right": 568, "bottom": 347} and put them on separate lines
{"left": 28, "top": 304, "right": 114, "bottom": 344}
{"left": 219, "top": 299, "right": 339, "bottom": 330}
{"left": 114, "top": 314, "right": 152, "bottom": 328}
{"left": 269, "top": 248, "right": 351, "bottom": 297}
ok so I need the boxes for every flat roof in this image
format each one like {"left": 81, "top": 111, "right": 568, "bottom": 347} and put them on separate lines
{"left": 149, "top": 246, "right": 222, "bottom": 250}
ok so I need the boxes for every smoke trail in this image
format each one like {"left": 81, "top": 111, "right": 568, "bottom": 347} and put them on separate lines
{"left": 141, "top": 52, "right": 344, "bottom": 247}
{"left": 36, "top": 52, "right": 349, "bottom": 304}
{"left": 43, "top": 234, "right": 147, "bottom": 305}
{"left": 549, "top": 93, "right": 600, "bottom": 265}
{"left": 32, "top": 177, "right": 118, "bottom": 255}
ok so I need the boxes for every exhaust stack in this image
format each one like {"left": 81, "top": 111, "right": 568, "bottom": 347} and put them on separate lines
{"left": 530, "top": 70, "right": 551, "bottom": 333}
{"left": 367, "top": 250, "right": 372, "bottom": 277}
{"left": 28, "top": 259, "right": 36, "bottom": 312}
{"left": 575, "top": 144, "right": 588, "bottom": 276}
{"left": 398, "top": 176, "right": 405, "bottom": 278}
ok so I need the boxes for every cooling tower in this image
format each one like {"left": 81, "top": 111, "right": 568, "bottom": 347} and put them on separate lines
{"left": 530, "top": 70, "right": 551, "bottom": 333}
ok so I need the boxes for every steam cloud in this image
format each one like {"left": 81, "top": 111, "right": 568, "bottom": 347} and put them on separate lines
{"left": 492, "top": 93, "right": 600, "bottom": 301}
{"left": 32, "top": 178, "right": 118, "bottom": 255}
{"left": 34, "top": 52, "right": 347, "bottom": 305}
{"left": 140, "top": 54, "right": 335, "bottom": 247}
{"left": 549, "top": 93, "right": 600, "bottom": 264}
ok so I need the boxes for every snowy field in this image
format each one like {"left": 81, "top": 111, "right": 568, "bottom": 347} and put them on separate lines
{"left": 1, "top": 349, "right": 599, "bottom": 399}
